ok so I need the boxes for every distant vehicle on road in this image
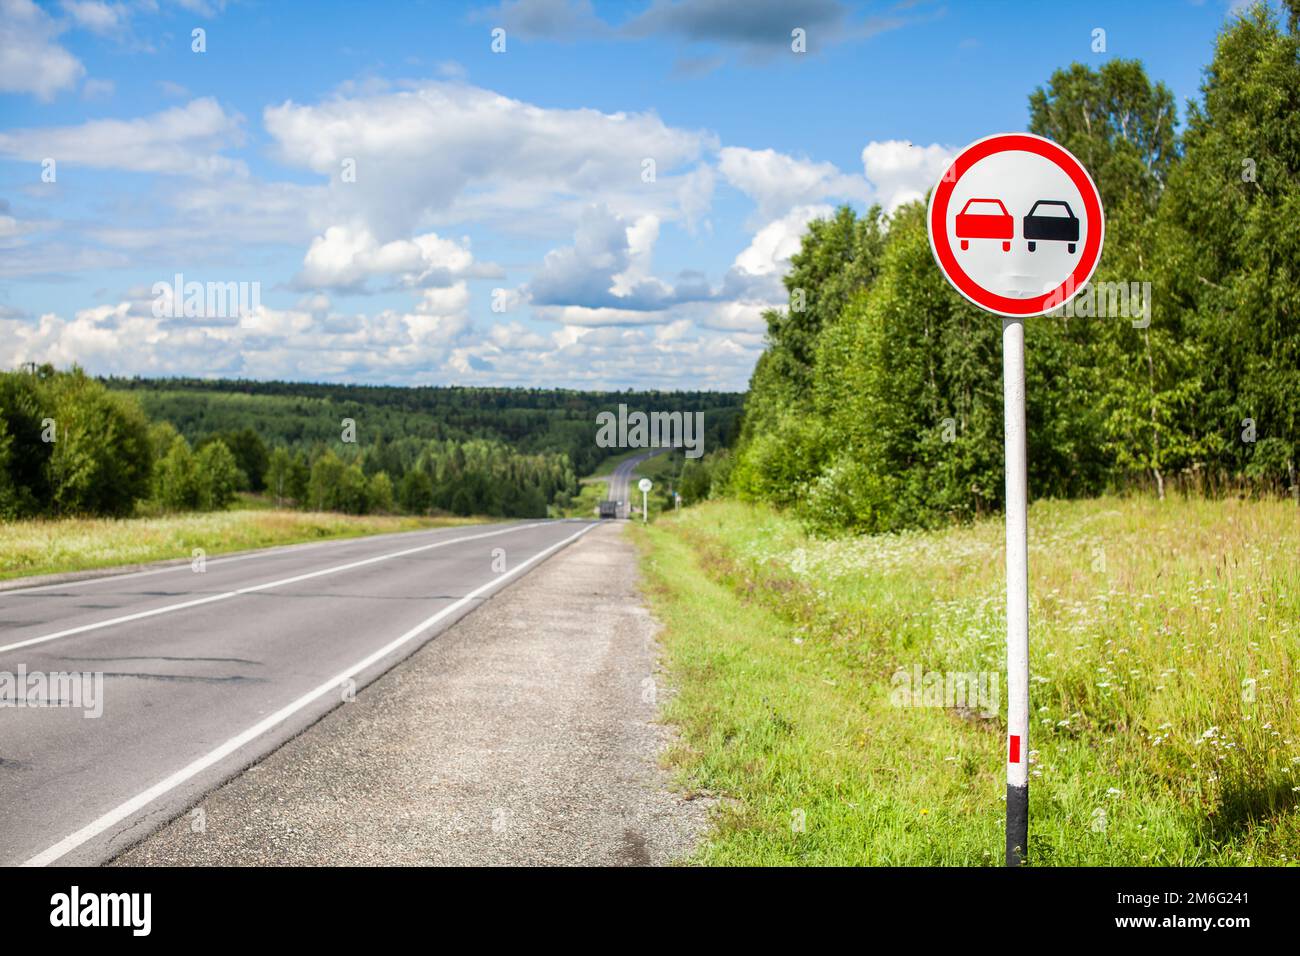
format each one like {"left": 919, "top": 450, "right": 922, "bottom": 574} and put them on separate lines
{"left": 1023, "top": 199, "right": 1079, "bottom": 253}
{"left": 598, "top": 500, "right": 618, "bottom": 519}
{"left": 955, "top": 198, "right": 1013, "bottom": 252}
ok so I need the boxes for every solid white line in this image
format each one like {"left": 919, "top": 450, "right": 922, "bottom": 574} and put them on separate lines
{"left": 0, "top": 522, "right": 505, "bottom": 597}
{"left": 22, "top": 520, "right": 598, "bottom": 867}
{"left": 0, "top": 522, "right": 550, "bottom": 656}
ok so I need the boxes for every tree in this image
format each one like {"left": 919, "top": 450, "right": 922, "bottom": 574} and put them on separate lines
{"left": 195, "top": 440, "right": 239, "bottom": 510}
{"left": 399, "top": 468, "right": 434, "bottom": 514}
{"left": 367, "top": 471, "right": 395, "bottom": 513}
{"left": 1157, "top": 2, "right": 1300, "bottom": 494}
{"left": 307, "top": 450, "right": 345, "bottom": 512}
{"left": 1029, "top": 59, "right": 1177, "bottom": 215}
{"left": 44, "top": 369, "right": 152, "bottom": 517}
{"left": 156, "top": 435, "right": 199, "bottom": 510}
{"left": 214, "top": 428, "right": 269, "bottom": 492}
{"left": 265, "top": 446, "right": 293, "bottom": 506}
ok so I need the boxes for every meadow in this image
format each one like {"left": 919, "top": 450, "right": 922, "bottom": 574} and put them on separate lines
{"left": 635, "top": 495, "right": 1300, "bottom": 865}
{"left": 0, "top": 506, "right": 478, "bottom": 582}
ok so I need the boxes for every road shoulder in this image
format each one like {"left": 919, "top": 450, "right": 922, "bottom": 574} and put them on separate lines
{"left": 111, "top": 522, "right": 710, "bottom": 866}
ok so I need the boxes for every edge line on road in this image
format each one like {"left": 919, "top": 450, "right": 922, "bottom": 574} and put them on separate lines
{"left": 0, "top": 521, "right": 555, "bottom": 657}
{"left": 22, "top": 520, "right": 599, "bottom": 867}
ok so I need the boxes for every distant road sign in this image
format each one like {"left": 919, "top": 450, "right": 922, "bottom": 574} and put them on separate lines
{"left": 638, "top": 478, "right": 652, "bottom": 493}
{"left": 928, "top": 133, "right": 1104, "bottom": 317}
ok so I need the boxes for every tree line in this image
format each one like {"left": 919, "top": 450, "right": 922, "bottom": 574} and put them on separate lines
{"left": 1, "top": 366, "right": 744, "bottom": 520}
{"left": 723, "top": 4, "right": 1299, "bottom": 535}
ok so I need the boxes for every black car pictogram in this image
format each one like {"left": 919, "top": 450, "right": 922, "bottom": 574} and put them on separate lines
{"left": 1022, "top": 200, "right": 1079, "bottom": 253}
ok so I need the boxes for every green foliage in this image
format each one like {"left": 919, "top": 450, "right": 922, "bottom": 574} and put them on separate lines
{"left": 739, "top": 206, "right": 887, "bottom": 448}
{"left": 366, "top": 471, "right": 395, "bottom": 514}
{"left": 156, "top": 435, "right": 199, "bottom": 510}
{"left": 195, "top": 440, "right": 240, "bottom": 511}
{"left": 107, "top": 377, "right": 743, "bottom": 481}
{"left": 264, "top": 446, "right": 294, "bottom": 506}
{"left": 42, "top": 368, "right": 152, "bottom": 517}
{"left": 398, "top": 468, "right": 434, "bottom": 515}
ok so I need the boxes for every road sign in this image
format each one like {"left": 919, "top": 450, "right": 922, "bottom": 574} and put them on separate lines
{"left": 638, "top": 478, "right": 652, "bottom": 524}
{"left": 927, "top": 133, "right": 1105, "bottom": 868}
{"left": 928, "top": 132, "right": 1104, "bottom": 317}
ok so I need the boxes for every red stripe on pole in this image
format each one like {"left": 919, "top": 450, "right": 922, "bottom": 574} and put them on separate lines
{"left": 1008, "top": 734, "right": 1021, "bottom": 763}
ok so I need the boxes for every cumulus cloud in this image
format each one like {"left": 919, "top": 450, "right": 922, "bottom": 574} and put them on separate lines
{"left": 0, "top": 0, "right": 85, "bottom": 100}
{"left": 263, "top": 81, "right": 717, "bottom": 236}
{"left": 861, "top": 139, "right": 955, "bottom": 212}
{"left": 61, "top": 1, "right": 127, "bottom": 34}
{"left": 1, "top": 284, "right": 478, "bottom": 382}
{"left": 718, "top": 146, "right": 869, "bottom": 222}
{"left": 0, "top": 98, "right": 248, "bottom": 178}
{"left": 732, "top": 203, "right": 832, "bottom": 276}
{"left": 294, "top": 224, "right": 498, "bottom": 293}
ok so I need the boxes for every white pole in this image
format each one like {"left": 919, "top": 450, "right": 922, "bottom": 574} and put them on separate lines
{"left": 1002, "top": 317, "right": 1029, "bottom": 866}
{"left": 642, "top": 489, "right": 648, "bottom": 523}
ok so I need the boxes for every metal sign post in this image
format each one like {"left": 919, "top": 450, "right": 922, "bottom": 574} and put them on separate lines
{"left": 926, "top": 133, "right": 1105, "bottom": 867}
{"left": 1002, "top": 317, "right": 1029, "bottom": 865}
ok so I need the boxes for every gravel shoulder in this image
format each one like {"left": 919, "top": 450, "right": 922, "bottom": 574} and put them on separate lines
{"left": 111, "top": 522, "right": 710, "bottom": 866}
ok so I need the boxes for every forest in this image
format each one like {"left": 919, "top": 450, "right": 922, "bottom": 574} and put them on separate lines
{"left": 0, "top": 369, "right": 744, "bottom": 520}
{"left": 706, "top": 5, "right": 1299, "bottom": 535}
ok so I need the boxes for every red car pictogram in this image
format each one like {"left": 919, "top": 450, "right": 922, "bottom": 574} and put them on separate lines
{"left": 955, "top": 198, "right": 1013, "bottom": 252}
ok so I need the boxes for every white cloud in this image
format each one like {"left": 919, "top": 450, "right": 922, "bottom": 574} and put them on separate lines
{"left": 263, "top": 81, "right": 717, "bottom": 237}
{"left": 81, "top": 77, "right": 115, "bottom": 100}
{"left": 861, "top": 139, "right": 955, "bottom": 213}
{"left": 0, "top": 0, "right": 85, "bottom": 101}
{"left": 718, "top": 145, "right": 869, "bottom": 221}
{"left": 62, "top": 1, "right": 127, "bottom": 34}
{"left": 732, "top": 203, "right": 832, "bottom": 276}
{"left": 295, "top": 224, "right": 491, "bottom": 292}
{"left": 2, "top": 283, "right": 477, "bottom": 382}
{"left": 0, "top": 98, "right": 247, "bottom": 178}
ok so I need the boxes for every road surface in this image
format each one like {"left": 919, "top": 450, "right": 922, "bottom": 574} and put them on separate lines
{"left": 111, "top": 522, "right": 710, "bottom": 866}
{"left": 604, "top": 450, "right": 668, "bottom": 519}
{"left": 0, "top": 519, "right": 595, "bottom": 866}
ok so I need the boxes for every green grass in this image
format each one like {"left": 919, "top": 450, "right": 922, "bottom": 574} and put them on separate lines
{"left": 0, "top": 509, "right": 482, "bottom": 581}
{"left": 634, "top": 495, "right": 1300, "bottom": 865}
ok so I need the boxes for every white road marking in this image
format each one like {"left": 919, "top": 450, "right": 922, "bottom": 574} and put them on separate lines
{"left": 0, "top": 522, "right": 552, "bottom": 656}
{"left": 22, "top": 520, "right": 598, "bottom": 867}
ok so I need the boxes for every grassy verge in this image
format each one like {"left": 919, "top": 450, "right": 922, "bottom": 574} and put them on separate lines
{"left": 0, "top": 509, "right": 482, "bottom": 582}
{"left": 634, "top": 496, "right": 1300, "bottom": 865}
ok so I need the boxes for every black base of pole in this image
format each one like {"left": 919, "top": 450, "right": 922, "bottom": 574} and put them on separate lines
{"left": 1007, "top": 783, "right": 1028, "bottom": 866}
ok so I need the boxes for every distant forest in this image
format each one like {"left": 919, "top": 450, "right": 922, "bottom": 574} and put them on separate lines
{"left": 105, "top": 377, "right": 743, "bottom": 479}
{"left": 0, "top": 368, "right": 743, "bottom": 520}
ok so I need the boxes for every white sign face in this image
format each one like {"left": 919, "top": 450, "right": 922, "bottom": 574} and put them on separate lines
{"left": 638, "top": 478, "right": 652, "bottom": 493}
{"left": 927, "top": 133, "right": 1104, "bottom": 317}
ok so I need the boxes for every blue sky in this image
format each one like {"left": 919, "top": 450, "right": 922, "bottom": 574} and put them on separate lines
{"left": 0, "top": 0, "right": 1257, "bottom": 389}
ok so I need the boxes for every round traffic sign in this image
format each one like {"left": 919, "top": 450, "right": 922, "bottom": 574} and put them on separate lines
{"left": 638, "top": 478, "right": 652, "bottom": 493}
{"left": 927, "top": 133, "right": 1104, "bottom": 317}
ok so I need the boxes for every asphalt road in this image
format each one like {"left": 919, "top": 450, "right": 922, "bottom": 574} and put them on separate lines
{"left": 0, "top": 519, "right": 596, "bottom": 866}
{"left": 605, "top": 450, "right": 667, "bottom": 519}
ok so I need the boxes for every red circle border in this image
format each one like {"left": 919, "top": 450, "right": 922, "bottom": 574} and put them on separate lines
{"left": 927, "top": 133, "right": 1105, "bottom": 317}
